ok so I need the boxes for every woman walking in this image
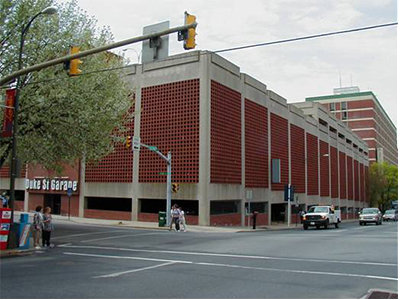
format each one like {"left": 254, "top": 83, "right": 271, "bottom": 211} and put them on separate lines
{"left": 33, "top": 206, "right": 43, "bottom": 249}
{"left": 42, "top": 207, "right": 54, "bottom": 248}
{"left": 179, "top": 207, "right": 187, "bottom": 232}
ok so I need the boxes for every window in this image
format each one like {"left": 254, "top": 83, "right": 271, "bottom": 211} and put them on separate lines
{"left": 342, "top": 111, "right": 348, "bottom": 120}
{"left": 271, "top": 159, "right": 281, "bottom": 183}
{"left": 341, "top": 102, "right": 347, "bottom": 110}
{"left": 329, "top": 103, "right": 335, "bottom": 111}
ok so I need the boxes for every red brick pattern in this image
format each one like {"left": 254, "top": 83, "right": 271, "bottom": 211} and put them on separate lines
{"left": 290, "top": 124, "right": 305, "bottom": 193}
{"left": 306, "top": 133, "right": 319, "bottom": 195}
{"left": 339, "top": 151, "right": 347, "bottom": 199}
{"left": 348, "top": 100, "right": 375, "bottom": 109}
{"left": 365, "top": 166, "right": 369, "bottom": 203}
{"left": 85, "top": 103, "right": 135, "bottom": 182}
{"left": 84, "top": 209, "right": 132, "bottom": 221}
{"left": 330, "top": 146, "right": 338, "bottom": 198}
{"left": 319, "top": 141, "right": 330, "bottom": 197}
{"left": 210, "top": 213, "right": 241, "bottom": 226}
{"left": 139, "top": 79, "right": 200, "bottom": 183}
{"left": 360, "top": 163, "right": 365, "bottom": 202}
{"left": 347, "top": 156, "right": 354, "bottom": 200}
{"left": 354, "top": 160, "right": 359, "bottom": 201}
{"left": 0, "top": 165, "right": 27, "bottom": 178}
{"left": 245, "top": 99, "right": 268, "bottom": 188}
{"left": 210, "top": 81, "right": 242, "bottom": 184}
{"left": 271, "top": 113, "right": 288, "bottom": 191}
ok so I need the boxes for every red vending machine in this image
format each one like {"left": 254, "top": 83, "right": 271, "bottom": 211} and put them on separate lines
{"left": 0, "top": 208, "right": 12, "bottom": 250}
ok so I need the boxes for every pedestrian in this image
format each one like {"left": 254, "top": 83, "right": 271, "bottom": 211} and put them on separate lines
{"left": 32, "top": 205, "right": 44, "bottom": 249}
{"left": 172, "top": 205, "right": 180, "bottom": 232}
{"left": 42, "top": 207, "right": 54, "bottom": 248}
{"left": 1, "top": 192, "right": 8, "bottom": 208}
{"left": 169, "top": 204, "right": 176, "bottom": 231}
{"left": 179, "top": 207, "right": 187, "bottom": 232}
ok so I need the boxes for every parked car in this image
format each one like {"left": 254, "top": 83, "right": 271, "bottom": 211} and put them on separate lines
{"left": 302, "top": 206, "right": 341, "bottom": 230}
{"left": 359, "top": 208, "right": 382, "bottom": 225}
{"left": 383, "top": 209, "right": 398, "bottom": 222}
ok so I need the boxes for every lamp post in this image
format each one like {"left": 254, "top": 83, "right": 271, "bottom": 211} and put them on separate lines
{"left": 8, "top": 6, "right": 57, "bottom": 222}
{"left": 122, "top": 48, "right": 142, "bottom": 63}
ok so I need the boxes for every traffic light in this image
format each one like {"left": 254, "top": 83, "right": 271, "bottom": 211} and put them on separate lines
{"left": 126, "top": 136, "right": 132, "bottom": 149}
{"left": 68, "top": 46, "right": 82, "bottom": 76}
{"left": 172, "top": 183, "right": 179, "bottom": 193}
{"left": 184, "top": 12, "right": 196, "bottom": 50}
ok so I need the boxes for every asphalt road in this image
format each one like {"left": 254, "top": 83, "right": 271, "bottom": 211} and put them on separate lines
{"left": 0, "top": 220, "right": 397, "bottom": 299}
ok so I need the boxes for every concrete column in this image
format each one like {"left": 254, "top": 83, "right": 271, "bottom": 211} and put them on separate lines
{"left": 197, "top": 53, "right": 211, "bottom": 226}
{"left": 78, "top": 159, "right": 85, "bottom": 217}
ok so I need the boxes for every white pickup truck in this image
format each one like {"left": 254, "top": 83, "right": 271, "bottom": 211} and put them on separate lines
{"left": 302, "top": 206, "right": 341, "bottom": 230}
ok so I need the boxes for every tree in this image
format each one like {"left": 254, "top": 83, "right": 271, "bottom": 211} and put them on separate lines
{"left": 369, "top": 162, "right": 398, "bottom": 210}
{"left": 0, "top": 0, "right": 132, "bottom": 172}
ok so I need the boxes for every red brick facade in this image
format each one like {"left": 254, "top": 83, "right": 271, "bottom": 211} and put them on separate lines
{"left": 245, "top": 99, "right": 268, "bottom": 188}
{"left": 354, "top": 160, "right": 359, "bottom": 201}
{"left": 319, "top": 140, "right": 330, "bottom": 197}
{"left": 339, "top": 151, "right": 347, "bottom": 199}
{"left": 330, "top": 146, "right": 338, "bottom": 198}
{"left": 210, "top": 81, "right": 242, "bottom": 184}
{"left": 306, "top": 133, "right": 319, "bottom": 195}
{"left": 347, "top": 156, "right": 354, "bottom": 200}
{"left": 139, "top": 79, "right": 200, "bottom": 183}
{"left": 271, "top": 113, "right": 288, "bottom": 191}
{"left": 290, "top": 124, "right": 305, "bottom": 193}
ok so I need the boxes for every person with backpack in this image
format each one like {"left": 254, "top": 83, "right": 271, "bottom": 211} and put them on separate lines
{"left": 33, "top": 206, "right": 44, "bottom": 249}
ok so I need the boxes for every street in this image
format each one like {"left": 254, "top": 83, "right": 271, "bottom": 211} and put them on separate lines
{"left": 0, "top": 220, "right": 397, "bottom": 299}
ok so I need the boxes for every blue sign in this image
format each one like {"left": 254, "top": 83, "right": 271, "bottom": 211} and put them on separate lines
{"left": 67, "top": 187, "right": 73, "bottom": 197}
{"left": 284, "top": 184, "right": 294, "bottom": 202}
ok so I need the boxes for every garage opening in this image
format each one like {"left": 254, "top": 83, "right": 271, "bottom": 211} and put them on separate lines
{"left": 86, "top": 197, "right": 132, "bottom": 212}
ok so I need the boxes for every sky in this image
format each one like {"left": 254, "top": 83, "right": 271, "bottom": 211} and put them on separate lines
{"left": 60, "top": 0, "right": 397, "bottom": 126}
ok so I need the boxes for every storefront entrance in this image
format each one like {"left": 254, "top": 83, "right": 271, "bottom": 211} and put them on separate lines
{"left": 44, "top": 194, "right": 61, "bottom": 215}
{"left": 271, "top": 203, "right": 286, "bottom": 223}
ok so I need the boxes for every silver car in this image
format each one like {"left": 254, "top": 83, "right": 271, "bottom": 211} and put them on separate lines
{"left": 359, "top": 208, "right": 382, "bottom": 226}
{"left": 383, "top": 209, "right": 398, "bottom": 222}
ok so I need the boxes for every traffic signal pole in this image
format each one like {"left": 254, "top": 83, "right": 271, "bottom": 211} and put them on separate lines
{"left": 0, "top": 22, "right": 197, "bottom": 87}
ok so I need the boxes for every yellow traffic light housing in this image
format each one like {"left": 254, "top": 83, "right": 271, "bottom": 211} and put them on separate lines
{"left": 172, "top": 183, "right": 179, "bottom": 193}
{"left": 69, "top": 46, "right": 82, "bottom": 76}
{"left": 184, "top": 12, "right": 196, "bottom": 50}
{"left": 126, "top": 136, "right": 132, "bottom": 149}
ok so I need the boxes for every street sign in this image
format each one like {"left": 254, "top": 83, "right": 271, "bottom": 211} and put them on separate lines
{"left": 284, "top": 184, "right": 294, "bottom": 202}
{"left": 148, "top": 146, "right": 158, "bottom": 152}
{"left": 159, "top": 172, "right": 170, "bottom": 175}
{"left": 133, "top": 136, "right": 141, "bottom": 151}
{"left": 67, "top": 187, "right": 73, "bottom": 197}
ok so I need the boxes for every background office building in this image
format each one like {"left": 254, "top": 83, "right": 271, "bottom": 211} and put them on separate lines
{"left": 0, "top": 51, "right": 370, "bottom": 226}
{"left": 306, "top": 87, "right": 397, "bottom": 166}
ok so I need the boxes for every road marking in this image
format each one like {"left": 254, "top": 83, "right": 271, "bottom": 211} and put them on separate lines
{"left": 82, "top": 232, "right": 163, "bottom": 243}
{"left": 52, "top": 230, "right": 130, "bottom": 240}
{"left": 59, "top": 245, "right": 397, "bottom": 267}
{"left": 63, "top": 251, "right": 397, "bottom": 282}
{"left": 93, "top": 262, "right": 177, "bottom": 278}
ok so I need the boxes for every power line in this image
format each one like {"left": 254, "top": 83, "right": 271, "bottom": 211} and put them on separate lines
{"left": 214, "top": 22, "right": 397, "bottom": 54}
{"left": 0, "top": 21, "right": 397, "bottom": 90}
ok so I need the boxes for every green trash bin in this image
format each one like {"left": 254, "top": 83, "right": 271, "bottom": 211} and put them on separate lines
{"left": 158, "top": 211, "right": 166, "bottom": 227}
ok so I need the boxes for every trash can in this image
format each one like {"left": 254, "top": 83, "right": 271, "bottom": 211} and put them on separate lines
{"left": 158, "top": 212, "right": 166, "bottom": 227}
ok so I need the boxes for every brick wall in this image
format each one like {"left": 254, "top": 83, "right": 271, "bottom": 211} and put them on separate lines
{"left": 245, "top": 99, "right": 268, "bottom": 188}
{"left": 354, "top": 160, "right": 359, "bottom": 201}
{"left": 347, "top": 156, "right": 354, "bottom": 200}
{"left": 271, "top": 113, "right": 288, "bottom": 191}
{"left": 84, "top": 209, "right": 131, "bottom": 221}
{"left": 307, "top": 133, "right": 319, "bottom": 195}
{"left": 210, "top": 213, "right": 241, "bottom": 226}
{"left": 365, "top": 166, "right": 369, "bottom": 203}
{"left": 360, "top": 163, "right": 365, "bottom": 202}
{"left": 0, "top": 165, "right": 27, "bottom": 178}
{"left": 290, "top": 124, "right": 305, "bottom": 193}
{"left": 330, "top": 146, "right": 338, "bottom": 198}
{"left": 85, "top": 102, "right": 135, "bottom": 183}
{"left": 319, "top": 140, "right": 330, "bottom": 197}
{"left": 210, "top": 80, "right": 242, "bottom": 184}
{"left": 139, "top": 79, "right": 200, "bottom": 183}
{"left": 339, "top": 151, "right": 347, "bottom": 199}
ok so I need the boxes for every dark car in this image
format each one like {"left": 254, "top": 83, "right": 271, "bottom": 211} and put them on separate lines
{"left": 383, "top": 209, "right": 398, "bottom": 222}
{"left": 359, "top": 208, "right": 382, "bottom": 226}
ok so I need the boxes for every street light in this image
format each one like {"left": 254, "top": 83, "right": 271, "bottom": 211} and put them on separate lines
{"left": 8, "top": 6, "right": 57, "bottom": 221}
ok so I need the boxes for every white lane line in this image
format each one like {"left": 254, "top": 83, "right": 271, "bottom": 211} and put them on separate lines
{"left": 63, "top": 252, "right": 193, "bottom": 264}
{"left": 93, "top": 262, "right": 177, "bottom": 279}
{"left": 196, "top": 262, "right": 398, "bottom": 282}
{"left": 52, "top": 230, "right": 129, "bottom": 240}
{"left": 82, "top": 232, "right": 163, "bottom": 243}
{"left": 59, "top": 244, "right": 397, "bottom": 267}
{"left": 63, "top": 252, "right": 397, "bottom": 282}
